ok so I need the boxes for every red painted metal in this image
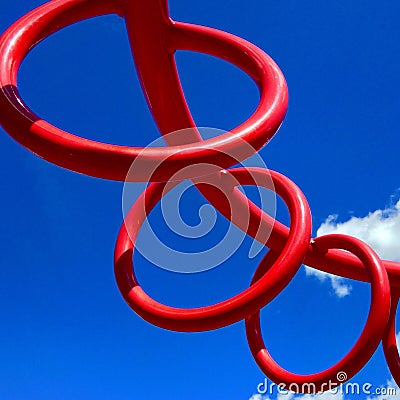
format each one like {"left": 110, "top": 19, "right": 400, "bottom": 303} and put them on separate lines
{"left": 115, "top": 168, "right": 312, "bottom": 331}
{"left": 383, "top": 288, "right": 400, "bottom": 384}
{"left": 0, "top": 0, "right": 287, "bottom": 181}
{"left": 0, "top": 0, "right": 399, "bottom": 391}
{"left": 246, "top": 234, "right": 391, "bottom": 393}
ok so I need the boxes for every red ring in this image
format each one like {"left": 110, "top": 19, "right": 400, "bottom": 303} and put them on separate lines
{"left": 383, "top": 288, "right": 400, "bottom": 386}
{"left": 245, "top": 234, "right": 391, "bottom": 393}
{"left": 0, "top": 0, "right": 287, "bottom": 181}
{"left": 114, "top": 167, "right": 311, "bottom": 332}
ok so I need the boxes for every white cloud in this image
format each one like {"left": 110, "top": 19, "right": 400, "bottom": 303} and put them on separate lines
{"left": 304, "top": 266, "right": 351, "bottom": 298}
{"left": 278, "top": 394, "right": 295, "bottom": 400}
{"left": 249, "top": 395, "right": 274, "bottom": 400}
{"left": 294, "top": 393, "right": 343, "bottom": 400}
{"left": 305, "top": 199, "right": 400, "bottom": 297}
{"left": 317, "top": 200, "right": 400, "bottom": 261}
{"left": 249, "top": 391, "right": 343, "bottom": 400}
{"left": 249, "top": 394, "right": 293, "bottom": 400}
{"left": 366, "top": 378, "right": 398, "bottom": 400}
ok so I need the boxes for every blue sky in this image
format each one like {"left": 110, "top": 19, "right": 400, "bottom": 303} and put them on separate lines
{"left": 0, "top": 1, "right": 400, "bottom": 399}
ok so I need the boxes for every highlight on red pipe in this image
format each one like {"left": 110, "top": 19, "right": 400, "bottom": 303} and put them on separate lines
{"left": 0, "top": 0, "right": 399, "bottom": 392}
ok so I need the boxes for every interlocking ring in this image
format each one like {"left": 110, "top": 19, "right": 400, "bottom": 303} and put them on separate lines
{"left": 1, "top": 0, "right": 400, "bottom": 392}
{"left": 115, "top": 167, "right": 311, "bottom": 331}
{"left": 383, "top": 288, "right": 400, "bottom": 386}
{"left": 0, "top": 0, "right": 287, "bottom": 181}
{"left": 246, "top": 234, "right": 391, "bottom": 393}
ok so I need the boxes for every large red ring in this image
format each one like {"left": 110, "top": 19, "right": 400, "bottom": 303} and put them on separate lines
{"left": 245, "top": 234, "right": 391, "bottom": 393}
{"left": 383, "top": 288, "right": 400, "bottom": 386}
{"left": 114, "top": 167, "right": 311, "bottom": 332}
{"left": 0, "top": 0, "right": 287, "bottom": 181}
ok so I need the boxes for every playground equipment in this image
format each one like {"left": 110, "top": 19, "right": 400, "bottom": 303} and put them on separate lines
{"left": 1, "top": 0, "right": 399, "bottom": 393}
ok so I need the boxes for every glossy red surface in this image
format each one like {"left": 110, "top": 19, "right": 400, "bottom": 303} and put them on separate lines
{"left": 0, "top": 0, "right": 287, "bottom": 181}
{"left": 246, "top": 234, "right": 391, "bottom": 392}
{"left": 383, "top": 289, "right": 400, "bottom": 385}
{"left": 1, "top": 0, "right": 399, "bottom": 391}
{"left": 115, "top": 168, "right": 312, "bottom": 331}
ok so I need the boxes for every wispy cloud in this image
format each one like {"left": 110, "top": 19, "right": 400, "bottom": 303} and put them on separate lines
{"left": 305, "top": 199, "right": 400, "bottom": 297}
{"left": 249, "top": 394, "right": 296, "bottom": 400}
{"left": 249, "top": 391, "right": 343, "bottom": 399}
{"left": 317, "top": 199, "right": 400, "bottom": 261}
{"left": 366, "top": 378, "right": 398, "bottom": 400}
{"left": 304, "top": 266, "right": 351, "bottom": 298}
